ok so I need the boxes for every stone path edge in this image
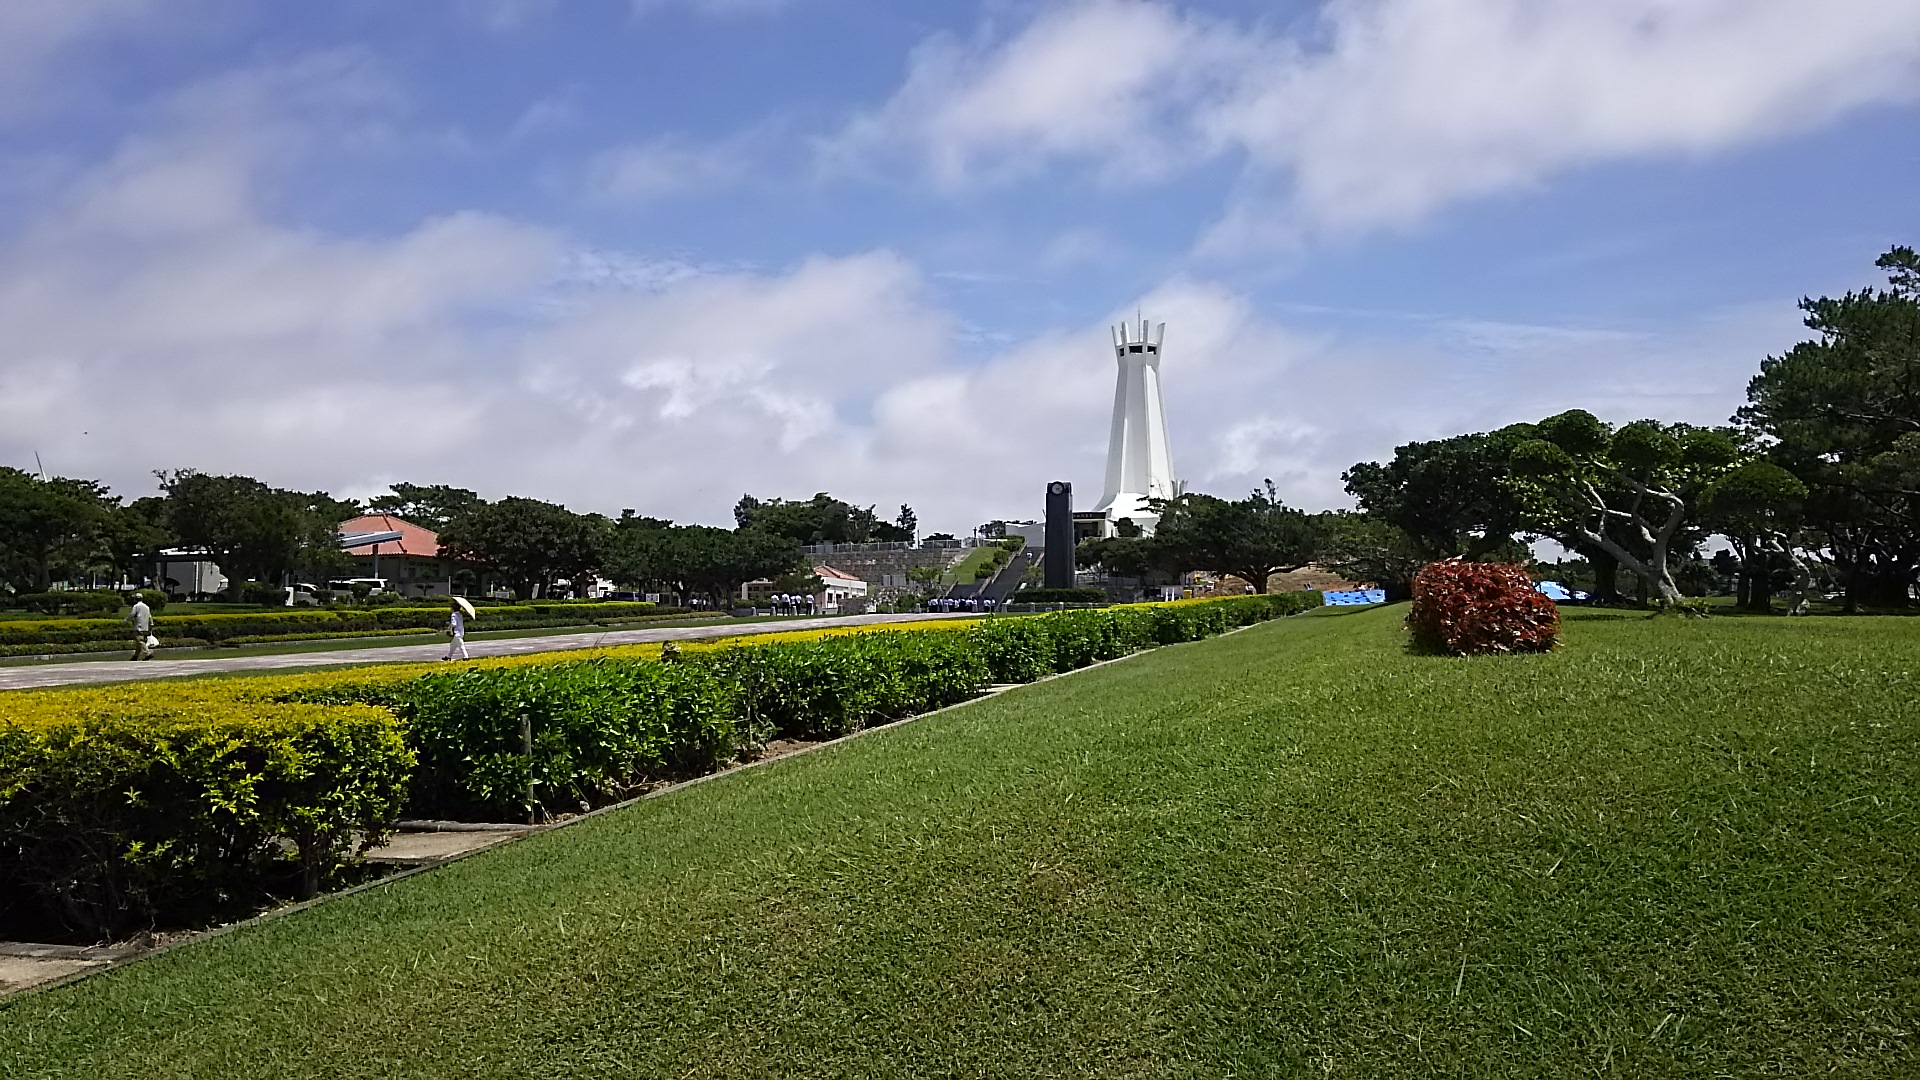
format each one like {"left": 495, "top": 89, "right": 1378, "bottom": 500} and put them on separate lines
{"left": 0, "top": 616, "right": 1281, "bottom": 1006}
{"left": 0, "top": 611, "right": 978, "bottom": 691}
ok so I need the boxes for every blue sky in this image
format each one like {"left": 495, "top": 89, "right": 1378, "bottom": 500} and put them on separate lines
{"left": 1, "top": 0, "right": 1917, "bottom": 534}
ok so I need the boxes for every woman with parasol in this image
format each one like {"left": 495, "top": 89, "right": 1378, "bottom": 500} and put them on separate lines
{"left": 445, "top": 595, "right": 477, "bottom": 661}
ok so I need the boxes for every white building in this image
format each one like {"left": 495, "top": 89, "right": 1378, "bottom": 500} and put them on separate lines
{"left": 1092, "top": 316, "right": 1177, "bottom": 534}
{"left": 155, "top": 548, "right": 227, "bottom": 597}
{"left": 813, "top": 564, "right": 869, "bottom": 614}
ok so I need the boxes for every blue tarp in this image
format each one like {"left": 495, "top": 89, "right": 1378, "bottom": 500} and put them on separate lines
{"left": 1534, "top": 580, "right": 1590, "bottom": 602}
{"left": 1323, "top": 589, "right": 1387, "bottom": 606}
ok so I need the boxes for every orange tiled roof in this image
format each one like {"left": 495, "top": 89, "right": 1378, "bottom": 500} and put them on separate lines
{"left": 339, "top": 514, "right": 441, "bottom": 558}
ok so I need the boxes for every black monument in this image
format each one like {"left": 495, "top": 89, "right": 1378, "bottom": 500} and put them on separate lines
{"left": 1044, "top": 480, "right": 1074, "bottom": 589}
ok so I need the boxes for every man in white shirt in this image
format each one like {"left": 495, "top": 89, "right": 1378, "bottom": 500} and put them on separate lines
{"left": 125, "top": 595, "right": 154, "bottom": 660}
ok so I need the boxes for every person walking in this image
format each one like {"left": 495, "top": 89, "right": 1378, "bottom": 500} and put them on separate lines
{"left": 445, "top": 596, "right": 472, "bottom": 661}
{"left": 125, "top": 594, "right": 155, "bottom": 660}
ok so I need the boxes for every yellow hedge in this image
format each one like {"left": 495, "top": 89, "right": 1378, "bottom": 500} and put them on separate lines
{"left": 0, "top": 688, "right": 412, "bottom": 938}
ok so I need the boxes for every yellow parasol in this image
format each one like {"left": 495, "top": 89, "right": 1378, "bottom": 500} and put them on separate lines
{"left": 452, "top": 596, "right": 477, "bottom": 618}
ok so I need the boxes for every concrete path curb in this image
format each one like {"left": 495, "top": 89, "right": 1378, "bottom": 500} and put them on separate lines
{"left": 0, "top": 611, "right": 975, "bottom": 691}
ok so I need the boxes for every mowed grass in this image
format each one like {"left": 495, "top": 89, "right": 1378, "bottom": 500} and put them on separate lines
{"left": 3, "top": 607, "right": 1916, "bottom": 1078}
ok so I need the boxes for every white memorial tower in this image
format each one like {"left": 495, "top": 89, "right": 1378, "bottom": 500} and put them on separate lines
{"left": 1093, "top": 316, "right": 1176, "bottom": 532}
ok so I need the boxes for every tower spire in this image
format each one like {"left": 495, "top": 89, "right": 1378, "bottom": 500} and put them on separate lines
{"left": 1094, "top": 315, "right": 1174, "bottom": 532}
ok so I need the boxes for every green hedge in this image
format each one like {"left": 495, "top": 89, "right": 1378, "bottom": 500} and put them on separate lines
{"left": 0, "top": 637, "right": 212, "bottom": 658}
{"left": 381, "top": 662, "right": 740, "bottom": 821}
{"left": 0, "top": 602, "right": 684, "bottom": 650}
{"left": 286, "top": 593, "right": 1321, "bottom": 821}
{"left": 0, "top": 591, "right": 125, "bottom": 615}
{"left": 0, "top": 697, "right": 412, "bottom": 938}
{"left": 1008, "top": 587, "right": 1109, "bottom": 605}
{"left": 709, "top": 631, "right": 989, "bottom": 742}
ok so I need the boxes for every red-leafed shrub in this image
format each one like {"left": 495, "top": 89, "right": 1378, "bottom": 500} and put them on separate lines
{"left": 1407, "top": 558, "right": 1559, "bottom": 656}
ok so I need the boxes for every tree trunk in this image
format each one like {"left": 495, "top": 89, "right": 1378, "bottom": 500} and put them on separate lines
{"left": 1731, "top": 536, "right": 1751, "bottom": 609}
{"left": 1591, "top": 549, "right": 1622, "bottom": 605}
{"left": 1748, "top": 544, "right": 1773, "bottom": 613}
{"left": 1578, "top": 527, "right": 1683, "bottom": 607}
{"left": 1845, "top": 560, "right": 1913, "bottom": 609}
{"left": 1780, "top": 543, "right": 1816, "bottom": 616}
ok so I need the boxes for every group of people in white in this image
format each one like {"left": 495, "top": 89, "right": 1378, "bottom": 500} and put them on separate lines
{"left": 927, "top": 596, "right": 995, "bottom": 613}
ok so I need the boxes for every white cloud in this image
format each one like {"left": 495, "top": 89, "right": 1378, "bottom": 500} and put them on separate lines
{"left": 0, "top": 31, "right": 1821, "bottom": 536}
{"left": 1202, "top": 0, "right": 1920, "bottom": 244}
{"left": 837, "top": 0, "right": 1920, "bottom": 239}
{"left": 831, "top": 0, "right": 1243, "bottom": 186}
{"left": 0, "top": 0, "right": 164, "bottom": 117}
{"left": 586, "top": 136, "right": 752, "bottom": 201}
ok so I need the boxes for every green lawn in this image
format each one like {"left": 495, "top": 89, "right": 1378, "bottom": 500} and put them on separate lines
{"left": 3, "top": 606, "right": 1916, "bottom": 1077}
{"left": 943, "top": 544, "right": 1004, "bottom": 585}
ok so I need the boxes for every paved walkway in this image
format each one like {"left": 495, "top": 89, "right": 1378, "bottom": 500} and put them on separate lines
{"left": 0, "top": 611, "right": 972, "bottom": 691}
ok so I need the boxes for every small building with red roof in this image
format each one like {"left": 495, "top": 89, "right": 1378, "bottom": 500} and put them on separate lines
{"left": 337, "top": 514, "right": 453, "bottom": 597}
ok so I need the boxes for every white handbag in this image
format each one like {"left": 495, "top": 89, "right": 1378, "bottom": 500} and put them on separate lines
{"left": 145, "top": 634, "right": 160, "bottom": 649}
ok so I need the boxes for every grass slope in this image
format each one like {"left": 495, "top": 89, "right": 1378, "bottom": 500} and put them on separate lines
{"left": 3, "top": 607, "right": 1916, "bottom": 1077}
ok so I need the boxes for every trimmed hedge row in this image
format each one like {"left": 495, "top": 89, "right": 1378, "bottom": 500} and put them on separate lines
{"left": 0, "top": 692, "right": 411, "bottom": 938}
{"left": 0, "top": 590, "right": 127, "bottom": 616}
{"left": 0, "top": 593, "right": 1318, "bottom": 936}
{"left": 0, "top": 637, "right": 212, "bottom": 658}
{"left": 0, "top": 602, "right": 685, "bottom": 649}
{"left": 1007, "top": 587, "right": 1109, "bottom": 605}
{"left": 288, "top": 592, "right": 1322, "bottom": 821}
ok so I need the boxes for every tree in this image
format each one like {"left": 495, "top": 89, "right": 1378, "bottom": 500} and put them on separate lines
{"left": 1076, "top": 536, "right": 1167, "bottom": 579}
{"left": 1738, "top": 245, "right": 1920, "bottom": 609}
{"left": 1701, "top": 459, "right": 1810, "bottom": 612}
{"left": 1343, "top": 431, "right": 1534, "bottom": 561}
{"left": 895, "top": 505, "right": 917, "bottom": 542}
{"left": 101, "top": 496, "right": 173, "bottom": 587}
{"left": 159, "top": 471, "right": 353, "bottom": 598}
{"left": 366, "top": 483, "right": 483, "bottom": 531}
{"left": 602, "top": 513, "right": 675, "bottom": 593}
{"left": 1508, "top": 412, "right": 1740, "bottom": 607}
{"left": 1313, "top": 511, "right": 1427, "bottom": 601}
{"left": 0, "top": 468, "right": 112, "bottom": 592}
{"left": 605, "top": 521, "right": 801, "bottom": 606}
{"left": 734, "top": 492, "right": 911, "bottom": 545}
{"left": 772, "top": 568, "right": 825, "bottom": 596}
{"left": 1147, "top": 482, "right": 1319, "bottom": 594}
{"left": 438, "top": 497, "right": 603, "bottom": 600}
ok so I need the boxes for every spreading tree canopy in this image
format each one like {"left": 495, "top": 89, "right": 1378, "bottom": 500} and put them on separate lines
{"left": 734, "top": 492, "right": 913, "bottom": 545}
{"left": 1508, "top": 412, "right": 1741, "bottom": 606}
{"left": 1342, "top": 432, "right": 1533, "bottom": 561}
{"left": 0, "top": 468, "right": 113, "bottom": 592}
{"left": 1738, "top": 245, "right": 1920, "bottom": 608}
{"left": 366, "top": 483, "right": 484, "bottom": 532}
{"left": 439, "top": 496, "right": 605, "bottom": 600}
{"left": 159, "top": 471, "right": 354, "bottom": 597}
{"left": 1145, "top": 482, "right": 1319, "bottom": 594}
